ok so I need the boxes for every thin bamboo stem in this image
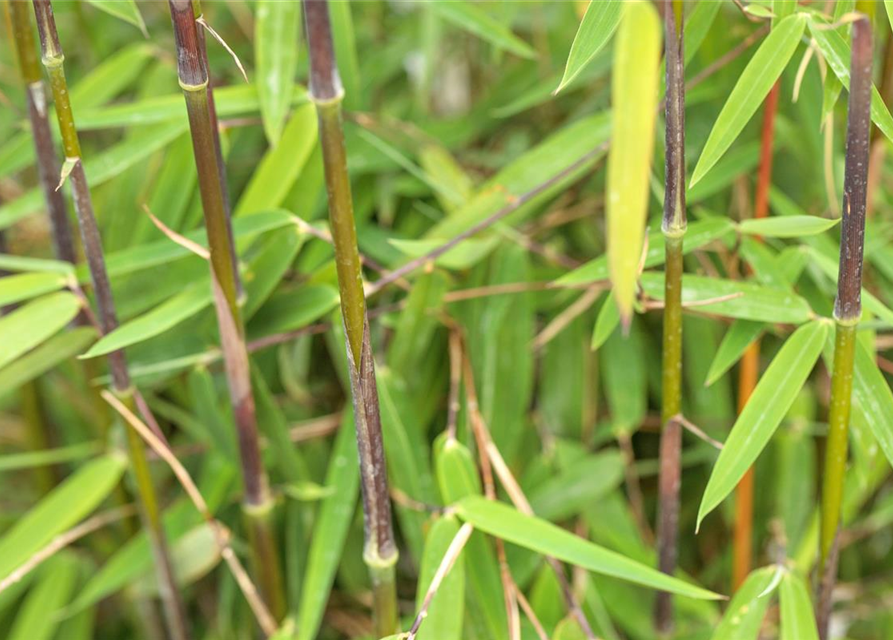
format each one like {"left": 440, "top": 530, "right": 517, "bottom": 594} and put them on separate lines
{"left": 304, "top": 1, "right": 399, "bottom": 636}
{"left": 655, "top": 1, "right": 686, "bottom": 633}
{"left": 167, "top": 0, "right": 284, "bottom": 621}
{"left": 29, "top": 3, "right": 189, "bottom": 639}
{"left": 817, "top": 16, "right": 872, "bottom": 640}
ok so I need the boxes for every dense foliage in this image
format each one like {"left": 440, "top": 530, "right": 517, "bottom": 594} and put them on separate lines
{"left": 2, "top": 1, "right": 893, "bottom": 639}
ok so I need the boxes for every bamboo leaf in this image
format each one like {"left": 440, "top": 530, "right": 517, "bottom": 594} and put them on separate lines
{"left": 779, "top": 571, "right": 819, "bottom": 640}
{"left": 556, "top": 0, "right": 622, "bottom": 93}
{"left": 0, "top": 292, "right": 82, "bottom": 370}
{"left": 852, "top": 340, "right": 893, "bottom": 471}
{"left": 591, "top": 293, "right": 620, "bottom": 351}
{"left": 84, "top": 0, "right": 147, "bottom": 36}
{"left": 9, "top": 553, "right": 80, "bottom": 640}
{"left": 247, "top": 283, "right": 339, "bottom": 339}
{"left": 430, "top": 1, "right": 536, "bottom": 59}
{"left": 607, "top": 0, "right": 662, "bottom": 324}
{"left": 529, "top": 451, "right": 624, "bottom": 521}
{"left": 255, "top": 0, "right": 300, "bottom": 144}
{"left": 639, "top": 273, "right": 813, "bottom": 324}
{"left": 711, "top": 566, "right": 778, "bottom": 640}
{"left": 455, "top": 496, "right": 721, "bottom": 600}
{"left": 697, "top": 321, "right": 829, "bottom": 529}
{"left": 243, "top": 226, "right": 305, "bottom": 320}
{"left": 82, "top": 283, "right": 213, "bottom": 358}
{"left": 739, "top": 215, "right": 840, "bottom": 238}
{"left": 389, "top": 236, "right": 499, "bottom": 270}
{"left": 235, "top": 104, "right": 318, "bottom": 215}
{"left": 0, "top": 454, "right": 127, "bottom": 581}
{"left": 0, "top": 326, "right": 96, "bottom": 391}
{"left": 705, "top": 320, "right": 765, "bottom": 386}
{"left": 690, "top": 14, "right": 806, "bottom": 187}
{"left": 415, "top": 516, "right": 465, "bottom": 640}
{"left": 809, "top": 15, "right": 893, "bottom": 145}
{"left": 0, "top": 272, "right": 67, "bottom": 307}
{"left": 297, "top": 413, "right": 360, "bottom": 640}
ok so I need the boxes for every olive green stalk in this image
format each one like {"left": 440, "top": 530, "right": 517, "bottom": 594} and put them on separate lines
{"left": 304, "top": 1, "right": 399, "bottom": 636}
{"left": 167, "top": 0, "right": 285, "bottom": 621}
{"left": 655, "top": 0, "right": 686, "bottom": 634}
{"left": 817, "top": 15, "right": 872, "bottom": 640}
{"left": 29, "top": 3, "right": 189, "bottom": 639}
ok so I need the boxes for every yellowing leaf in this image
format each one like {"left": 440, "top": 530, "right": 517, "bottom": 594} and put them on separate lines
{"left": 606, "top": 0, "right": 661, "bottom": 326}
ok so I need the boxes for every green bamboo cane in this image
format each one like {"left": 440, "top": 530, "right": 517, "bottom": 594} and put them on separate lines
{"left": 655, "top": 0, "right": 686, "bottom": 635}
{"left": 29, "top": 3, "right": 190, "bottom": 639}
{"left": 167, "top": 0, "right": 285, "bottom": 621}
{"left": 303, "top": 1, "right": 399, "bottom": 635}
{"left": 817, "top": 14, "right": 872, "bottom": 640}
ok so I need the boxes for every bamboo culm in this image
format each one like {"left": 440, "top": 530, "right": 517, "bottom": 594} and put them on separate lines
{"left": 655, "top": 0, "right": 686, "bottom": 634}
{"left": 29, "top": 3, "right": 190, "bottom": 639}
{"left": 304, "top": 1, "right": 399, "bottom": 636}
{"left": 817, "top": 15, "right": 872, "bottom": 640}
{"left": 167, "top": 0, "right": 285, "bottom": 621}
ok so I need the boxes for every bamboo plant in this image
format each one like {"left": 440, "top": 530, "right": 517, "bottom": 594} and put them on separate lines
{"left": 28, "top": 1, "right": 189, "bottom": 639}
{"left": 166, "top": 0, "right": 285, "bottom": 621}
{"left": 655, "top": 0, "right": 685, "bottom": 634}
{"left": 303, "top": 0, "right": 399, "bottom": 635}
{"left": 817, "top": 14, "right": 872, "bottom": 640}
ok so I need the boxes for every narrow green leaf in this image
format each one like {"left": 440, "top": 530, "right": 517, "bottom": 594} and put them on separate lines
{"left": 705, "top": 320, "right": 765, "bottom": 386}
{"left": 529, "top": 451, "right": 624, "bottom": 521}
{"left": 607, "top": 0, "right": 662, "bottom": 324}
{"left": 415, "top": 516, "right": 465, "bottom": 640}
{"left": 556, "top": 0, "right": 622, "bottom": 93}
{"left": 82, "top": 283, "right": 213, "bottom": 358}
{"left": 591, "top": 293, "right": 619, "bottom": 351}
{"left": 0, "top": 272, "right": 67, "bottom": 307}
{"left": 697, "top": 321, "right": 829, "bottom": 529}
{"left": 236, "top": 104, "right": 318, "bottom": 215}
{"left": 297, "top": 413, "right": 360, "bottom": 640}
{"left": 85, "top": 0, "right": 147, "bottom": 36}
{"left": 247, "top": 283, "right": 339, "bottom": 339}
{"left": 0, "top": 292, "right": 82, "bottom": 370}
{"left": 779, "top": 571, "right": 819, "bottom": 640}
{"left": 0, "top": 442, "right": 101, "bottom": 473}
{"left": 712, "top": 566, "right": 779, "bottom": 640}
{"left": 639, "top": 272, "right": 813, "bottom": 324}
{"left": 9, "top": 553, "right": 80, "bottom": 640}
{"left": 0, "top": 326, "right": 96, "bottom": 391}
{"left": 430, "top": 1, "right": 536, "bottom": 59}
{"left": 739, "top": 215, "right": 840, "bottom": 238}
{"left": 809, "top": 15, "right": 893, "bottom": 145}
{"left": 389, "top": 236, "right": 499, "bottom": 270}
{"left": 243, "top": 226, "right": 305, "bottom": 320}
{"left": 690, "top": 15, "right": 806, "bottom": 187}
{"left": 852, "top": 341, "right": 893, "bottom": 470}
{"left": 0, "top": 454, "right": 127, "bottom": 581}
{"left": 255, "top": 0, "right": 300, "bottom": 144}
{"left": 455, "top": 496, "right": 721, "bottom": 600}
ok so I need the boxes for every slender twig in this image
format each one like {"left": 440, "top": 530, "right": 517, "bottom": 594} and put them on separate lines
{"left": 818, "top": 18, "right": 872, "bottom": 639}
{"left": 303, "top": 2, "right": 398, "bottom": 635}
{"left": 29, "top": 4, "right": 189, "bottom": 638}
{"left": 655, "top": 1, "right": 686, "bottom": 633}
{"left": 101, "top": 391, "right": 279, "bottom": 638}
{"left": 167, "top": 0, "right": 284, "bottom": 620}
